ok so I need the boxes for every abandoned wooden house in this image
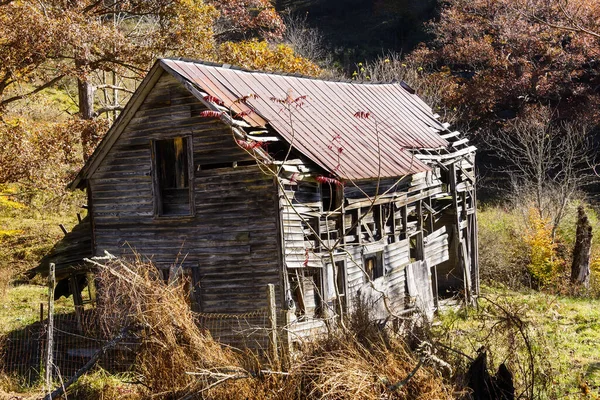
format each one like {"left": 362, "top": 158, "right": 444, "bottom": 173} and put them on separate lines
{"left": 35, "top": 58, "right": 478, "bottom": 345}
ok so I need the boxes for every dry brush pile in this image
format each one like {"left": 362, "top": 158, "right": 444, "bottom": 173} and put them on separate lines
{"left": 87, "top": 254, "right": 455, "bottom": 400}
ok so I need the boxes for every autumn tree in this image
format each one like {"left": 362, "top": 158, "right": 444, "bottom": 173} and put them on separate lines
{"left": 408, "top": 0, "right": 600, "bottom": 130}
{"left": 211, "top": 0, "right": 284, "bottom": 41}
{"left": 0, "top": 0, "right": 219, "bottom": 157}
{"left": 217, "top": 40, "right": 320, "bottom": 75}
{"left": 0, "top": 0, "right": 322, "bottom": 205}
{"left": 0, "top": 0, "right": 294, "bottom": 158}
{"left": 487, "top": 105, "right": 596, "bottom": 233}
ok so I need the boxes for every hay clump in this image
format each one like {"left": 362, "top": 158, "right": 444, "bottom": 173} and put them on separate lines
{"left": 91, "top": 254, "right": 241, "bottom": 395}
{"left": 89, "top": 254, "right": 455, "bottom": 399}
{"left": 294, "top": 329, "right": 454, "bottom": 400}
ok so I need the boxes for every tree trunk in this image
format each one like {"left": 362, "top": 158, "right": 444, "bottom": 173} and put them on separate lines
{"left": 77, "top": 77, "right": 96, "bottom": 161}
{"left": 571, "top": 205, "right": 592, "bottom": 287}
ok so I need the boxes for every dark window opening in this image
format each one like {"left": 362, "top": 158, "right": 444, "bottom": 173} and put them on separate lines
{"left": 409, "top": 233, "right": 424, "bottom": 261}
{"left": 161, "top": 269, "right": 170, "bottom": 282}
{"left": 293, "top": 278, "right": 306, "bottom": 317}
{"left": 321, "top": 182, "right": 339, "bottom": 212}
{"left": 364, "top": 251, "right": 384, "bottom": 281}
{"left": 409, "top": 236, "right": 417, "bottom": 261}
{"left": 334, "top": 260, "right": 347, "bottom": 314}
{"left": 373, "top": 205, "right": 385, "bottom": 241}
{"left": 153, "top": 137, "right": 193, "bottom": 217}
{"left": 312, "top": 270, "right": 324, "bottom": 317}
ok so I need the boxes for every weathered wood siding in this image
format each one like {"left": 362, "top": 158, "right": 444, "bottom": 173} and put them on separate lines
{"left": 89, "top": 72, "right": 282, "bottom": 315}
{"left": 282, "top": 157, "right": 471, "bottom": 332}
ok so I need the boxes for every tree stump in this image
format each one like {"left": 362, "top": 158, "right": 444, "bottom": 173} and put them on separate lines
{"left": 466, "top": 349, "right": 514, "bottom": 400}
{"left": 571, "top": 205, "right": 592, "bottom": 288}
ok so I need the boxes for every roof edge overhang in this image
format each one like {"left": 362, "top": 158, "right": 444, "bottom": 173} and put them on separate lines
{"left": 68, "top": 60, "right": 167, "bottom": 190}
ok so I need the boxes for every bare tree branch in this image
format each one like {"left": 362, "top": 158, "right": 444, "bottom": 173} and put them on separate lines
{"left": 0, "top": 74, "right": 65, "bottom": 108}
{"left": 96, "top": 84, "right": 135, "bottom": 94}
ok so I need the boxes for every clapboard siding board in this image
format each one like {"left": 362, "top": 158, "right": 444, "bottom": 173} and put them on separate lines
{"left": 90, "top": 72, "right": 282, "bottom": 317}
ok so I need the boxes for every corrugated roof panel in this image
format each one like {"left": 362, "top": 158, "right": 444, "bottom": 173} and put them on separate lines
{"left": 160, "top": 59, "right": 450, "bottom": 180}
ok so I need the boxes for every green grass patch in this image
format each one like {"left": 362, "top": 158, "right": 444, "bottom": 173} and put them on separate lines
{"left": 436, "top": 286, "right": 600, "bottom": 399}
{"left": 0, "top": 184, "right": 86, "bottom": 298}
{"left": 68, "top": 369, "right": 146, "bottom": 400}
{"left": 0, "top": 284, "right": 74, "bottom": 335}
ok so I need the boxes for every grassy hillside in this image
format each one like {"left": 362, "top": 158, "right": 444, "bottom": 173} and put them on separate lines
{"left": 437, "top": 287, "right": 600, "bottom": 399}
{"left": 0, "top": 185, "right": 85, "bottom": 297}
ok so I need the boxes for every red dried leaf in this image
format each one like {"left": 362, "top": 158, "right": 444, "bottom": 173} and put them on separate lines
{"left": 203, "top": 95, "right": 224, "bottom": 106}
{"left": 269, "top": 96, "right": 286, "bottom": 104}
{"left": 303, "top": 248, "right": 309, "bottom": 267}
{"left": 290, "top": 172, "right": 299, "bottom": 183}
{"left": 237, "top": 93, "right": 260, "bottom": 103}
{"left": 236, "top": 139, "right": 263, "bottom": 150}
{"left": 293, "top": 95, "right": 307, "bottom": 103}
{"left": 353, "top": 111, "right": 371, "bottom": 119}
{"left": 234, "top": 110, "right": 253, "bottom": 118}
{"left": 316, "top": 175, "right": 343, "bottom": 186}
{"left": 199, "top": 110, "right": 223, "bottom": 118}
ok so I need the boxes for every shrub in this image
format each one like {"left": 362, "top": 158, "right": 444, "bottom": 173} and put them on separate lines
{"left": 92, "top": 255, "right": 239, "bottom": 395}
{"left": 435, "top": 290, "right": 557, "bottom": 399}
{"left": 88, "top": 254, "right": 455, "bottom": 399}
{"left": 522, "top": 208, "right": 564, "bottom": 288}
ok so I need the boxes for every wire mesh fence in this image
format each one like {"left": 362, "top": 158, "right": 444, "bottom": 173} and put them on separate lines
{"left": 0, "top": 307, "right": 139, "bottom": 383}
{"left": 0, "top": 302, "right": 282, "bottom": 385}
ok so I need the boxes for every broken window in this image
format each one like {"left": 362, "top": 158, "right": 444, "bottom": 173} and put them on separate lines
{"left": 364, "top": 251, "right": 384, "bottom": 281}
{"left": 152, "top": 136, "right": 194, "bottom": 217}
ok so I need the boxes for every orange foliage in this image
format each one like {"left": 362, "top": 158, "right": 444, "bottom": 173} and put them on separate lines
{"left": 210, "top": 0, "right": 284, "bottom": 41}
{"left": 0, "top": 117, "right": 108, "bottom": 192}
{"left": 217, "top": 40, "right": 321, "bottom": 76}
{"left": 410, "top": 0, "right": 600, "bottom": 128}
{"left": 522, "top": 209, "right": 564, "bottom": 287}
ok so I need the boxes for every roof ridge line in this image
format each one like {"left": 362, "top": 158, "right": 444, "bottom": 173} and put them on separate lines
{"left": 160, "top": 57, "right": 412, "bottom": 87}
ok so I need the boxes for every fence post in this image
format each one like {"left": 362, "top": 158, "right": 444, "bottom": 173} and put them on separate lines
{"left": 45, "top": 263, "right": 55, "bottom": 396}
{"left": 39, "top": 303, "right": 44, "bottom": 380}
{"left": 266, "top": 284, "right": 279, "bottom": 367}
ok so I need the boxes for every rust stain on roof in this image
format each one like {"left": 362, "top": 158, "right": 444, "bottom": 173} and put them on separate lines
{"left": 161, "top": 59, "right": 449, "bottom": 180}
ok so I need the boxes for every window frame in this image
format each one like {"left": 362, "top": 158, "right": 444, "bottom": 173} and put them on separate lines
{"left": 364, "top": 250, "right": 384, "bottom": 281}
{"left": 151, "top": 135, "right": 195, "bottom": 219}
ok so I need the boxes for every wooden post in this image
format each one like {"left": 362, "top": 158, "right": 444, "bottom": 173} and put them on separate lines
{"left": 449, "top": 163, "right": 470, "bottom": 307}
{"left": 39, "top": 303, "right": 44, "bottom": 379}
{"left": 266, "top": 284, "right": 279, "bottom": 367}
{"left": 45, "top": 263, "right": 55, "bottom": 396}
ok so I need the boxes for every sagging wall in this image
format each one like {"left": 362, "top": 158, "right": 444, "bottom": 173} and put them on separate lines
{"left": 88, "top": 72, "right": 282, "bottom": 315}
{"left": 282, "top": 160, "right": 475, "bottom": 336}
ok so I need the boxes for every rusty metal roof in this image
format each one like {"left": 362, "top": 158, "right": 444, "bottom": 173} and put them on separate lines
{"left": 161, "top": 59, "right": 449, "bottom": 180}
{"left": 161, "top": 59, "right": 451, "bottom": 180}
{"left": 71, "top": 59, "right": 453, "bottom": 189}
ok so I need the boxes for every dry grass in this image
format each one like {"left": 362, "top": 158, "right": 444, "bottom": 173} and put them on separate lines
{"left": 296, "top": 336, "right": 453, "bottom": 400}
{"left": 91, "top": 254, "right": 240, "bottom": 396}
{"left": 87, "top": 254, "right": 455, "bottom": 399}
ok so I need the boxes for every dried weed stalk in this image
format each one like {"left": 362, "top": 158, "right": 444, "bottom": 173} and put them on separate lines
{"left": 89, "top": 254, "right": 240, "bottom": 395}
